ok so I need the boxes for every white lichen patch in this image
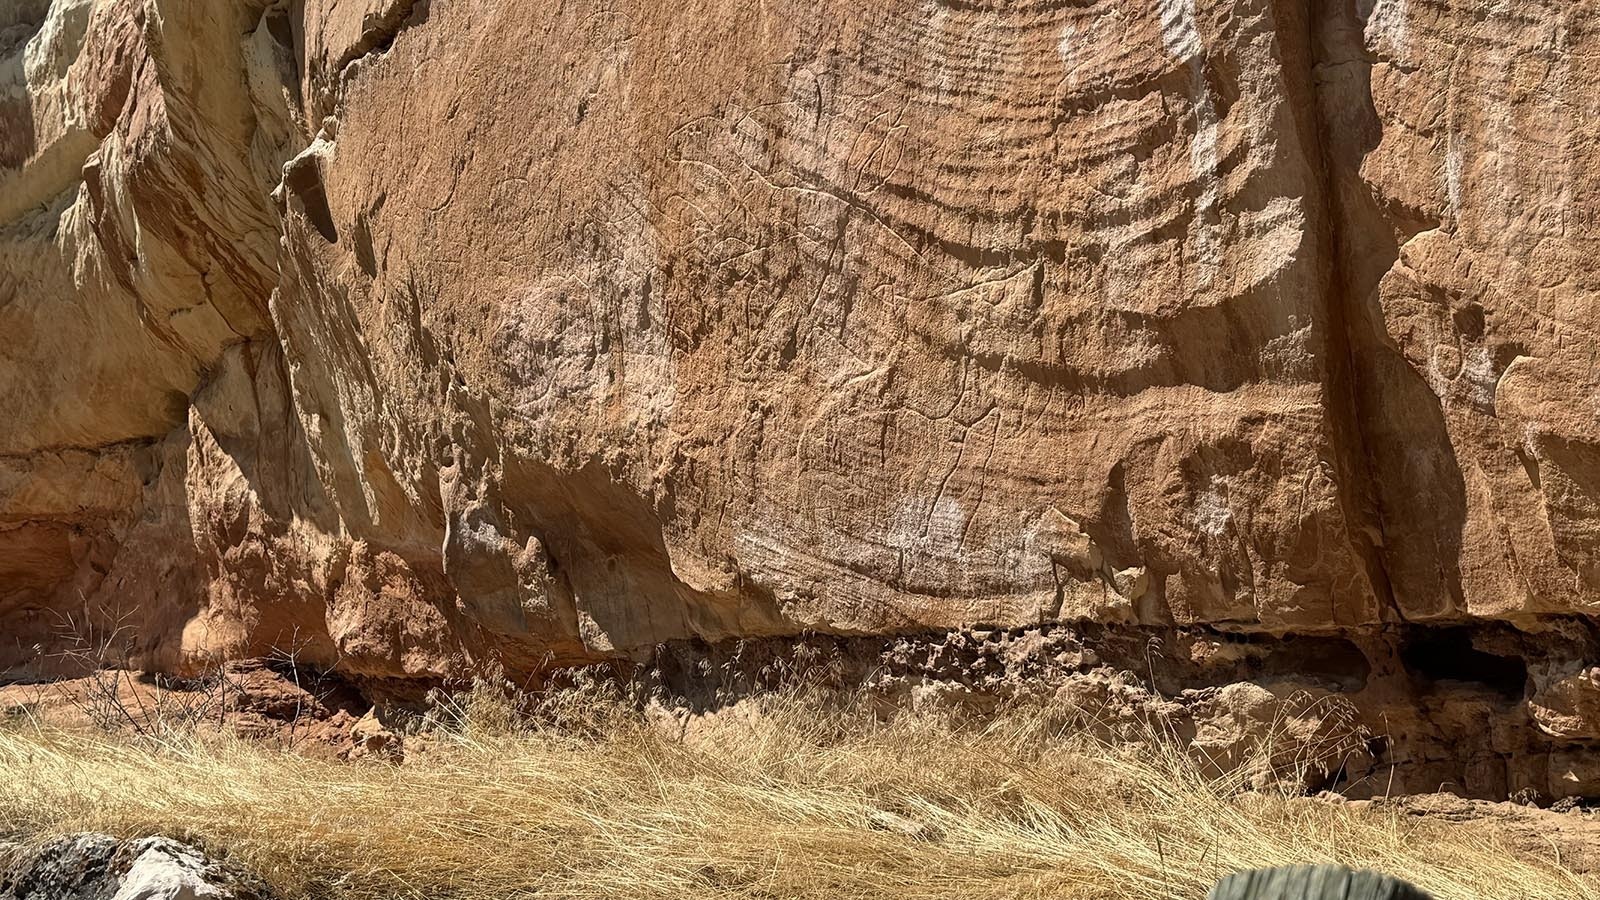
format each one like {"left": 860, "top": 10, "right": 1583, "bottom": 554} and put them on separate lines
{"left": 1426, "top": 341, "right": 1496, "bottom": 410}
{"left": 1193, "top": 479, "right": 1233, "bottom": 537}
{"left": 885, "top": 494, "right": 972, "bottom": 561}
{"left": 1057, "top": 21, "right": 1077, "bottom": 71}
{"left": 1445, "top": 132, "right": 1464, "bottom": 217}
{"left": 1153, "top": 0, "right": 1221, "bottom": 289}
{"left": 1460, "top": 344, "right": 1497, "bottom": 409}
{"left": 1156, "top": 0, "right": 1202, "bottom": 62}
{"left": 1187, "top": 73, "right": 1221, "bottom": 287}
{"left": 1365, "top": 0, "right": 1410, "bottom": 59}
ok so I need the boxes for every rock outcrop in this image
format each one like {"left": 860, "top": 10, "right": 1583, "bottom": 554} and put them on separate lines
{"left": 0, "top": 834, "right": 274, "bottom": 900}
{"left": 4, "top": 0, "right": 1600, "bottom": 793}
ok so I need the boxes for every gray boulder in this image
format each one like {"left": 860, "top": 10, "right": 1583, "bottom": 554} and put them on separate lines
{"left": 0, "top": 835, "right": 274, "bottom": 900}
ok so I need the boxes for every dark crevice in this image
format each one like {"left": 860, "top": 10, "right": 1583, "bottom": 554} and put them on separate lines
{"left": 334, "top": 0, "right": 430, "bottom": 78}
{"left": 1399, "top": 626, "right": 1529, "bottom": 700}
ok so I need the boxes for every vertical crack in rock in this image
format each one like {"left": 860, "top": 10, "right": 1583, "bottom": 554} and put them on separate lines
{"left": 1289, "top": 0, "right": 1408, "bottom": 627}
{"left": 306, "top": 0, "right": 432, "bottom": 122}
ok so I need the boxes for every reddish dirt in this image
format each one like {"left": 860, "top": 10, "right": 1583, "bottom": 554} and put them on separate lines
{"left": 0, "top": 660, "right": 370, "bottom": 757}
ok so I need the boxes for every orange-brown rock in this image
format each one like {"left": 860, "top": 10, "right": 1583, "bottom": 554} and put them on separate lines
{"left": 4, "top": 0, "right": 1600, "bottom": 789}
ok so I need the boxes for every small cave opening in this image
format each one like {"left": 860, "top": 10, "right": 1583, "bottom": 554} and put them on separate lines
{"left": 1261, "top": 636, "right": 1372, "bottom": 691}
{"left": 1399, "top": 627, "right": 1528, "bottom": 700}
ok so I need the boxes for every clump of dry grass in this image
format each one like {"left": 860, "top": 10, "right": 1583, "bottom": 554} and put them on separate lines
{"left": 0, "top": 684, "right": 1590, "bottom": 900}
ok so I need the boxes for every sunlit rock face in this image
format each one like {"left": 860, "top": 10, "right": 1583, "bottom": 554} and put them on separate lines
{"left": 2, "top": 0, "right": 1599, "bottom": 711}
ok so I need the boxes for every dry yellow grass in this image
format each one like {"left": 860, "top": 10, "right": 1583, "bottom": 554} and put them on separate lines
{"left": 0, "top": 686, "right": 1591, "bottom": 900}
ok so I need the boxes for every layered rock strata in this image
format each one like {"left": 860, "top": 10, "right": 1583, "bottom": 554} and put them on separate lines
{"left": 4, "top": 0, "right": 1600, "bottom": 792}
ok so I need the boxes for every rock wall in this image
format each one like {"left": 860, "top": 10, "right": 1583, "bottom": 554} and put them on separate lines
{"left": 3, "top": 0, "right": 1600, "bottom": 760}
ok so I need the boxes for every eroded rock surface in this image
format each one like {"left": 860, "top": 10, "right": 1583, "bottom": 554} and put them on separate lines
{"left": 4, "top": 0, "right": 1600, "bottom": 794}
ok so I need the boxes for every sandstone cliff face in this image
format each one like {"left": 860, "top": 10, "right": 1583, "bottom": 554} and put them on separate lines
{"left": 2, "top": 0, "right": 1599, "bottom": 758}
